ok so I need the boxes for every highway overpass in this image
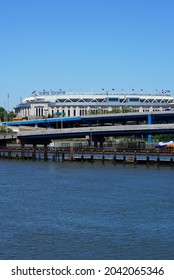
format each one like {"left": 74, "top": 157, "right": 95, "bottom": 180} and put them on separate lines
{"left": 17, "top": 123, "right": 174, "bottom": 147}
{"left": 3, "top": 111, "right": 174, "bottom": 129}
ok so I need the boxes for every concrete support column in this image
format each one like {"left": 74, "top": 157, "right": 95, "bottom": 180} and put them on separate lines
{"left": 94, "top": 139, "right": 98, "bottom": 148}
{"left": 148, "top": 114, "right": 152, "bottom": 142}
{"left": 92, "top": 136, "right": 105, "bottom": 148}
{"left": 33, "top": 143, "right": 37, "bottom": 149}
{"left": 20, "top": 141, "right": 25, "bottom": 148}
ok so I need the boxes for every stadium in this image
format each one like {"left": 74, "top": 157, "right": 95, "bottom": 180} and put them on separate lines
{"left": 14, "top": 90, "right": 174, "bottom": 119}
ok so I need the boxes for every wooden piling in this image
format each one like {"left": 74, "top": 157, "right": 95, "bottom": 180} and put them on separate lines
{"left": 38, "top": 149, "right": 41, "bottom": 161}
{"left": 170, "top": 157, "right": 173, "bottom": 165}
{"left": 113, "top": 154, "right": 116, "bottom": 163}
{"left": 44, "top": 149, "right": 48, "bottom": 161}
{"left": 90, "top": 154, "right": 94, "bottom": 163}
{"left": 123, "top": 151, "right": 126, "bottom": 163}
{"left": 157, "top": 152, "right": 160, "bottom": 164}
{"left": 134, "top": 151, "right": 137, "bottom": 163}
{"left": 102, "top": 150, "right": 105, "bottom": 163}
{"left": 146, "top": 152, "right": 149, "bottom": 164}
{"left": 32, "top": 149, "right": 36, "bottom": 161}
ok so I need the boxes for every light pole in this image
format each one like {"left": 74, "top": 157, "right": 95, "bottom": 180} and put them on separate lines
{"left": 7, "top": 93, "right": 10, "bottom": 113}
{"left": 61, "top": 110, "right": 64, "bottom": 130}
{"left": 61, "top": 117, "right": 63, "bottom": 130}
{"left": 106, "top": 91, "right": 109, "bottom": 113}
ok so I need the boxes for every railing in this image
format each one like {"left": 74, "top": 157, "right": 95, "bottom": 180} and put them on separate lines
{"left": 0, "top": 145, "right": 173, "bottom": 155}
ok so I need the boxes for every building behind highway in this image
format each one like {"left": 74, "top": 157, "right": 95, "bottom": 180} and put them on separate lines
{"left": 14, "top": 90, "right": 174, "bottom": 119}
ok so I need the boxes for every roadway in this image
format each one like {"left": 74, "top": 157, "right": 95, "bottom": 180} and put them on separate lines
{"left": 3, "top": 111, "right": 174, "bottom": 129}
{"left": 17, "top": 123, "right": 174, "bottom": 146}
{"left": 2, "top": 111, "right": 174, "bottom": 147}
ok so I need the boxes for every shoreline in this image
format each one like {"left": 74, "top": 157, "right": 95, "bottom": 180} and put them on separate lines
{"left": 0, "top": 147, "right": 173, "bottom": 166}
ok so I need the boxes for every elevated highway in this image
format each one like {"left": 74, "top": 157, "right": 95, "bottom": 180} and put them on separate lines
{"left": 17, "top": 123, "right": 174, "bottom": 147}
{"left": 3, "top": 111, "right": 174, "bottom": 129}
{"left": 2, "top": 111, "right": 174, "bottom": 147}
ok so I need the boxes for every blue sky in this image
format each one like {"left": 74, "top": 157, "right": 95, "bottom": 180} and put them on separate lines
{"left": 0, "top": 0, "right": 174, "bottom": 109}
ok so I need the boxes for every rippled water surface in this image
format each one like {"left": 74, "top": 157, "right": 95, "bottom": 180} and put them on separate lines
{"left": 0, "top": 159, "right": 174, "bottom": 260}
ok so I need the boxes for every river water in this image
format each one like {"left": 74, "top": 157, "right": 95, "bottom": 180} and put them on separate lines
{"left": 0, "top": 159, "right": 174, "bottom": 260}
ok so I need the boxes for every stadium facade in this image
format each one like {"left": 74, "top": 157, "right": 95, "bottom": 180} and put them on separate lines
{"left": 14, "top": 90, "right": 174, "bottom": 119}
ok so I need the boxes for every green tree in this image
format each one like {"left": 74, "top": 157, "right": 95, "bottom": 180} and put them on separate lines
{"left": 153, "top": 134, "right": 174, "bottom": 142}
{"left": 7, "top": 110, "right": 15, "bottom": 121}
{"left": 0, "top": 125, "right": 13, "bottom": 134}
{"left": 0, "top": 107, "right": 15, "bottom": 121}
{"left": 0, "top": 107, "right": 7, "bottom": 122}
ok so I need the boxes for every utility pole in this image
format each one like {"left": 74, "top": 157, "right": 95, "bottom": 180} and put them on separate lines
{"left": 7, "top": 93, "right": 9, "bottom": 113}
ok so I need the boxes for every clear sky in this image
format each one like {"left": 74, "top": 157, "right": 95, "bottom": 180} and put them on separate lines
{"left": 0, "top": 0, "right": 174, "bottom": 109}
